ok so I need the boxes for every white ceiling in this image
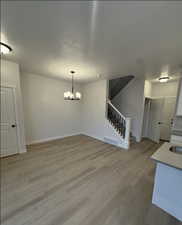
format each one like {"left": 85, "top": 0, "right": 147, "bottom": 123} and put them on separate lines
{"left": 1, "top": 1, "right": 182, "bottom": 83}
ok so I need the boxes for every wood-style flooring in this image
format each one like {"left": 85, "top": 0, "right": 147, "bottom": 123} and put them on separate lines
{"left": 1, "top": 135, "right": 181, "bottom": 225}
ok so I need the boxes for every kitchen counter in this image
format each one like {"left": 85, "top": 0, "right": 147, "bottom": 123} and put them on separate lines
{"left": 171, "top": 130, "right": 182, "bottom": 136}
{"left": 151, "top": 142, "right": 182, "bottom": 221}
{"left": 151, "top": 142, "right": 182, "bottom": 170}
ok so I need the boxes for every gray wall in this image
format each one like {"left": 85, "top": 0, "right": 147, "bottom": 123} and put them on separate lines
{"left": 21, "top": 74, "right": 124, "bottom": 146}
{"left": 151, "top": 80, "right": 179, "bottom": 98}
{"left": 81, "top": 80, "right": 124, "bottom": 145}
{"left": 21, "top": 73, "right": 82, "bottom": 144}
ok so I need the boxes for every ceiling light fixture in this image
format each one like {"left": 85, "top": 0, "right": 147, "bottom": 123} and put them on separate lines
{"left": 159, "top": 76, "right": 170, "bottom": 83}
{"left": 64, "top": 71, "right": 82, "bottom": 100}
{"left": 0, "top": 42, "right": 12, "bottom": 54}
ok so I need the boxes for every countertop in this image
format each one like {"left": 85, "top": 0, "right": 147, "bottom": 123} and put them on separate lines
{"left": 171, "top": 130, "right": 182, "bottom": 136}
{"left": 151, "top": 142, "right": 182, "bottom": 170}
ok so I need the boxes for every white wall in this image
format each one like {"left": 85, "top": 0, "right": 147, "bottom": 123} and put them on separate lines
{"left": 112, "top": 78, "right": 145, "bottom": 142}
{"left": 0, "top": 59, "right": 26, "bottom": 153}
{"left": 143, "top": 79, "right": 180, "bottom": 140}
{"left": 144, "top": 79, "right": 179, "bottom": 99}
{"left": 151, "top": 80, "right": 179, "bottom": 98}
{"left": 81, "top": 80, "right": 126, "bottom": 147}
{"left": 144, "top": 80, "right": 152, "bottom": 98}
{"left": 173, "top": 79, "right": 182, "bottom": 131}
{"left": 175, "top": 78, "right": 182, "bottom": 116}
{"left": 0, "top": 60, "right": 146, "bottom": 148}
{"left": 21, "top": 73, "right": 82, "bottom": 144}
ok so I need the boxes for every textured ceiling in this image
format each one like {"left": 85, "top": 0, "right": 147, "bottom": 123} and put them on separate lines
{"left": 1, "top": 1, "right": 182, "bottom": 83}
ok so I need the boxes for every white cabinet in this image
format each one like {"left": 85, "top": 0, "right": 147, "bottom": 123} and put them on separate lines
{"left": 171, "top": 134, "right": 182, "bottom": 146}
{"left": 176, "top": 79, "right": 182, "bottom": 116}
{"left": 152, "top": 163, "right": 182, "bottom": 221}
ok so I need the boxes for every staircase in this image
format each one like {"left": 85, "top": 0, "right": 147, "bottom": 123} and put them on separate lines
{"left": 107, "top": 99, "right": 131, "bottom": 149}
{"left": 106, "top": 75, "right": 134, "bottom": 149}
{"left": 109, "top": 75, "right": 134, "bottom": 100}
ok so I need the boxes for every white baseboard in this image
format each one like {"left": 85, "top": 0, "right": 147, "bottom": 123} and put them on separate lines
{"left": 19, "top": 148, "right": 27, "bottom": 153}
{"left": 26, "top": 133, "right": 82, "bottom": 145}
{"left": 82, "top": 133, "right": 105, "bottom": 143}
{"left": 83, "top": 133, "right": 128, "bottom": 150}
{"left": 26, "top": 132, "right": 129, "bottom": 150}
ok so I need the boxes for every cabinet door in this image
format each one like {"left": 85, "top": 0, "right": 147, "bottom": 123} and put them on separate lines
{"left": 176, "top": 80, "right": 182, "bottom": 116}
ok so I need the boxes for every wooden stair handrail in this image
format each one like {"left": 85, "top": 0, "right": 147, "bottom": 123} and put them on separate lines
{"left": 107, "top": 99, "right": 126, "bottom": 120}
{"left": 107, "top": 99, "right": 131, "bottom": 149}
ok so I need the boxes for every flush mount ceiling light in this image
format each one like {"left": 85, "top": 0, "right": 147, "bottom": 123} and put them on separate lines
{"left": 64, "top": 71, "right": 82, "bottom": 100}
{"left": 0, "top": 42, "right": 12, "bottom": 54}
{"left": 159, "top": 76, "right": 170, "bottom": 83}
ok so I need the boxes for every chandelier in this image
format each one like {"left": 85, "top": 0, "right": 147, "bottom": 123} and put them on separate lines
{"left": 0, "top": 42, "right": 12, "bottom": 54}
{"left": 64, "top": 71, "right": 82, "bottom": 100}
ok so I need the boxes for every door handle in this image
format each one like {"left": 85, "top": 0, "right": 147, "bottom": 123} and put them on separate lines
{"left": 158, "top": 122, "right": 163, "bottom": 125}
{"left": 11, "top": 124, "right": 16, "bottom": 128}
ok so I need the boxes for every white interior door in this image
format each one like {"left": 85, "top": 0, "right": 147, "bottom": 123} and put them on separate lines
{"left": 148, "top": 99, "right": 163, "bottom": 143}
{"left": 0, "top": 87, "right": 18, "bottom": 157}
{"left": 160, "top": 97, "right": 176, "bottom": 141}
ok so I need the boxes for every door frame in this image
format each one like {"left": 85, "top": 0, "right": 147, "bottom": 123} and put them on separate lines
{"left": 142, "top": 98, "right": 151, "bottom": 138}
{"left": 144, "top": 96, "right": 177, "bottom": 143}
{"left": 1, "top": 85, "right": 21, "bottom": 154}
{"left": 159, "top": 96, "right": 176, "bottom": 142}
{"left": 149, "top": 98, "right": 164, "bottom": 143}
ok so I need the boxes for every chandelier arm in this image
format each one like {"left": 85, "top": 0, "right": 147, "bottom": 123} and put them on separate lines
{"left": 72, "top": 75, "right": 74, "bottom": 94}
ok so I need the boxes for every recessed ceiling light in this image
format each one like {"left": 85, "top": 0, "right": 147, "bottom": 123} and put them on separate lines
{"left": 159, "top": 76, "right": 170, "bottom": 83}
{"left": 0, "top": 42, "right": 12, "bottom": 54}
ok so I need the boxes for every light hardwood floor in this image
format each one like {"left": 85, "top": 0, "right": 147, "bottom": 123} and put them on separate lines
{"left": 1, "top": 135, "right": 181, "bottom": 225}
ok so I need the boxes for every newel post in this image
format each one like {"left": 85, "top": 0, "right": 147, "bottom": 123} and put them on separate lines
{"left": 125, "top": 117, "right": 131, "bottom": 149}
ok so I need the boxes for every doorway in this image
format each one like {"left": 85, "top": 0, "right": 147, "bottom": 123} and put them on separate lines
{"left": 160, "top": 97, "right": 176, "bottom": 141}
{"left": 0, "top": 87, "right": 19, "bottom": 157}
{"left": 142, "top": 97, "right": 176, "bottom": 143}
